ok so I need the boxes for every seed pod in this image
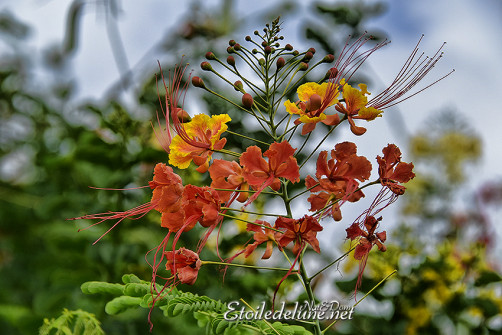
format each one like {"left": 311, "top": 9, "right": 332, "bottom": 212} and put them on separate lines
{"left": 227, "top": 56, "right": 235, "bottom": 66}
{"left": 200, "top": 61, "right": 212, "bottom": 71}
{"left": 242, "top": 93, "right": 253, "bottom": 109}
{"left": 192, "top": 76, "right": 205, "bottom": 88}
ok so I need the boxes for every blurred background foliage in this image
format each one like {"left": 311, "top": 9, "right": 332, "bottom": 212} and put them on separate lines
{"left": 0, "top": 0, "right": 500, "bottom": 334}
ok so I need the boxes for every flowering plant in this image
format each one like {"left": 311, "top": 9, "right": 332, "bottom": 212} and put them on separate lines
{"left": 71, "top": 18, "right": 450, "bottom": 334}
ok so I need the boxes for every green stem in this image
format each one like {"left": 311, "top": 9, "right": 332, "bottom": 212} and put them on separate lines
{"left": 226, "top": 130, "right": 271, "bottom": 146}
{"left": 219, "top": 213, "right": 283, "bottom": 233}
{"left": 221, "top": 207, "right": 284, "bottom": 217}
{"left": 309, "top": 246, "right": 356, "bottom": 280}
{"left": 201, "top": 260, "right": 290, "bottom": 272}
{"left": 321, "top": 270, "right": 397, "bottom": 333}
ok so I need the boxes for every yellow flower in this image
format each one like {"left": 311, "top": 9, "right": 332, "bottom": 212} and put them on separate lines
{"left": 284, "top": 82, "right": 340, "bottom": 135}
{"left": 169, "top": 113, "right": 231, "bottom": 173}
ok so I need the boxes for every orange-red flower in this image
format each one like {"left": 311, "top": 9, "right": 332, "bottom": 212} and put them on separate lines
{"left": 208, "top": 159, "right": 249, "bottom": 203}
{"left": 306, "top": 142, "right": 371, "bottom": 220}
{"left": 182, "top": 185, "right": 222, "bottom": 228}
{"left": 149, "top": 163, "right": 185, "bottom": 230}
{"left": 69, "top": 163, "right": 185, "bottom": 242}
{"left": 165, "top": 248, "right": 202, "bottom": 285}
{"left": 244, "top": 221, "right": 282, "bottom": 259}
{"left": 275, "top": 215, "right": 323, "bottom": 255}
{"left": 346, "top": 216, "right": 387, "bottom": 291}
{"left": 240, "top": 141, "right": 300, "bottom": 205}
{"left": 377, "top": 144, "right": 415, "bottom": 195}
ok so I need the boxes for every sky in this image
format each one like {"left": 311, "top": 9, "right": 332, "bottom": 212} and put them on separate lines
{"left": 2, "top": 0, "right": 501, "bottom": 256}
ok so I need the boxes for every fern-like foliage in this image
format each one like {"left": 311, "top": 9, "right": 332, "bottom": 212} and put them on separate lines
{"left": 39, "top": 308, "right": 105, "bottom": 335}
{"left": 80, "top": 274, "right": 313, "bottom": 335}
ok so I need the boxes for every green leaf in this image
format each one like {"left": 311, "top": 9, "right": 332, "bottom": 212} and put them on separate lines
{"left": 124, "top": 283, "right": 149, "bottom": 297}
{"left": 81, "top": 281, "right": 124, "bottom": 296}
{"left": 104, "top": 296, "right": 143, "bottom": 315}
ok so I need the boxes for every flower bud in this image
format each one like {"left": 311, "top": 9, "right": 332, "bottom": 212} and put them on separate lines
{"left": 305, "top": 94, "right": 322, "bottom": 111}
{"left": 308, "top": 47, "right": 316, "bottom": 54}
{"left": 233, "top": 80, "right": 243, "bottom": 91}
{"left": 254, "top": 30, "right": 259, "bottom": 35}
{"left": 192, "top": 76, "right": 205, "bottom": 88}
{"left": 323, "top": 54, "right": 335, "bottom": 63}
{"left": 176, "top": 108, "right": 191, "bottom": 122}
{"left": 324, "top": 67, "right": 338, "bottom": 80}
{"left": 229, "top": 39, "right": 236, "bottom": 46}
{"left": 252, "top": 49, "right": 258, "bottom": 54}
{"left": 261, "top": 41, "right": 268, "bottom": 47}
{"left": 245, "top": 35, "right": 252, "bottom": 41}
{"left": 227, "top": 56, "right": 235, "bottom": 66}
{"left": 276, "top": 57, "right": 285, "bottom": 69}
{"left": 293, "top": 50, "right": 299, "bottom": 56}
{"left": 285, "top": 44, "right": 293, "bottom": 51}
{"left": 205, "top": 52, "right": 216, "bottom": 60}
{"left": 242, "top": 93, "right": 253, "bottom": 109}
{"left": 258, "top": 58, "right": 265, "bottom": 66}
{"left": 264, "top": 46, "right": 272, "bottom": 54}
{"left": 200, "top": 61, "right": 212, "bottom": 71}
{"left": 303, "top": 51, "right": 314, "bottom": 62}
{"left": 299, "top": 62, "right": 309, "bottom": 71}
{"left": 234, "top": 43, "right": 242, "bottom": 51}
{"left": 227, "top": 46, "right": 234, "bottom": 54}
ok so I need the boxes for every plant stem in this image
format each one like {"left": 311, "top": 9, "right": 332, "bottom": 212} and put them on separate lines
{"left": 201, "top": 260, "right": 290, "bottom": 272}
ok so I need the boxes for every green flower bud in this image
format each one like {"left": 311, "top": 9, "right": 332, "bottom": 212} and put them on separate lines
{"left": 205, "top": 52, "right": 216, "bottom": 60}
{"left": 234, "top": 80, "right": 243, "bottom": 91}
{"left": 323, "top": 54, "right": 335, "bottom": 63}
{"left": 200, "top": 61, "right": 212, "bottom": 71}
{"left": 303, "top": 51, "right": 314, "bottom": 62}
{"left": 192, "top": 76, "right": 205, "bottom": 88}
